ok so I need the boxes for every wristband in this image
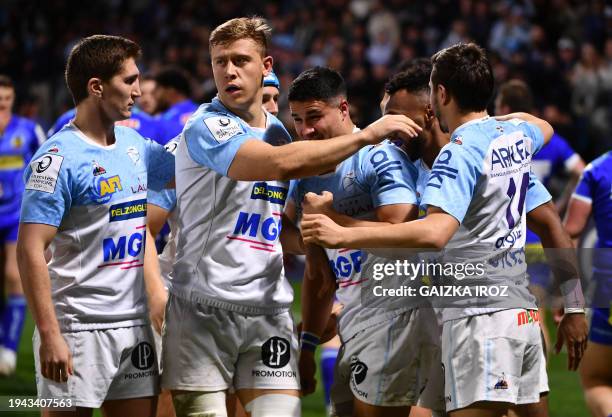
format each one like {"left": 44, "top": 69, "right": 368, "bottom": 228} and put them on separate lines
{"left": 564, "top": 307, "right": 585, "bottom": 314}
{"left": 559, "top": 278, "right": 585, "bottom": 310}
{"left": 300, "top": 331, "right": 320, "bottom": 352}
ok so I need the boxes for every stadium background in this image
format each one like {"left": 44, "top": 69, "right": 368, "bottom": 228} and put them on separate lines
{"left": 1, "top": 0, "right": 611, "bottom": 415}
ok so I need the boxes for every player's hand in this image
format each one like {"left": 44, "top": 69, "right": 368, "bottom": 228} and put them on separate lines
{"left": 301, "top": 214, "right": 347, "bottom": 248}
{"left": 303, "top": 191, "right": 334, "bottom": 216}
{"left": 555, "top": 312, "right": 588, "bottom": 371}
{"left": 299, "top": 349, "right": 317, "bottom": 396}
{"left": 149, "top": 288, "right": 168, "bottom": 335}
{"left": 39, "top": 332, "right": 73, "bottom": 383}
{"left": 363, "top": 114, "right": 422, "bottom": 144}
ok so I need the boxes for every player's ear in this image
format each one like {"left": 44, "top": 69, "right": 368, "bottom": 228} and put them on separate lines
{"left": 339, "top": 99, "right": 349, "bottom": 119}
{"left": 88, "top": 78, "right": 103, "bottom": 99}
{"left": 439, "top": 84, "right": 451, "bottom": 106}
{"left": 262, "top": 55, "right": 273, "bottom": 76}
{"left": 425, "top": 104, "right": 435, "bottom": 127}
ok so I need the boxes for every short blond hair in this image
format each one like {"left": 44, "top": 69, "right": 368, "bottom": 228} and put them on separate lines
{"left": 209, "top": 16, "right": 271, "bottom": 56}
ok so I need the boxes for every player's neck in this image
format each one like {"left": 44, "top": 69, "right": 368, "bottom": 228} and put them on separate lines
{"left": 73, "top": 103, "right": 116, "bottom": 146}
{"left": 447, "top": 110, "right": 488, "bottom": 135}
{"left": 0, "top": 112, "right": 11, "bottom": 133}
{"left": 227, "top": 99, "right": 267, "bottom": 129}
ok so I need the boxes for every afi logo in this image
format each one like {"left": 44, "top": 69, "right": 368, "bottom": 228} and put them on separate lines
{"left": 131, "top": 342, "right": 155, "bottom": 370}
{"left": 99, "top": 175, "right": 123, "bottom": 197}
{"left": 262, "top": 337, "right": 290, "bottom": 369}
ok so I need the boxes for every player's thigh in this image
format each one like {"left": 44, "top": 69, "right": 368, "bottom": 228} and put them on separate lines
{"left": 235, "top": 388, "right": 300, "bottom": 416}
{"left": 449, "top": 401, "right": 509, "bottom": 417}
{"left": 42, "top": 408, "right": 93, "bottom": 417}
{"left": 580, "top": 341, "right": 612, "bottom": 387}
{"left": 102, "top": 396, "right": 157, "bottom": 417}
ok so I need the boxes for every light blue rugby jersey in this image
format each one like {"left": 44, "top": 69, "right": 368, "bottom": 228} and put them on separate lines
{"left": 294, "top": 140, "right": 418, "bottom": 339}
{"left": 20, "top": 123, "right": 174, "bottom": 331}
{"left": 421, "top": 116, "right": 545, "bottom": 321}
{"left": 172, "top": 97, "right": 294, "bottom": 314}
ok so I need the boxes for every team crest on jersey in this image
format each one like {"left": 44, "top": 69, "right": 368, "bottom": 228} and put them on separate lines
{"left": 204, "top": 116, "right": 243, "bottom": 143}
{"left": 92, "top": 161, "right": 106, "bottom": 176}
{"left": 126, "top": 147, "right": 141, "bottom": 165}
{"left": 11, "top": 136, "right": 23, "bottom": 148}
{"left": 342, "top": 171, "right": 357, "bottom": 191}
{"left": 89, "top": 175, "right": 122, "bottom": 203}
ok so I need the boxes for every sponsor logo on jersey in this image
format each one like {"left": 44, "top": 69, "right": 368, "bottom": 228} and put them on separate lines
{"left": 25, "top": 154, "right": 64, "bottom": 193}
{"left": 0, "top": 155, "right": 25, "bottom": 170}
{"left": 92, "top": 161, "right": 106, "bottom": 176}
{"left": 494, "top": 373, "right": 508, "bottom": 389}
{"left": 109, "top": 199, "right": 147, "bottom": 222}
{"left": 329, "top": 250, "right": 365, "bottom": 280}
{"left": 261, "top": 337, "right": 291, "bottom": 368}
{"left": 427, "top": 150, "right": 458, "bottom": 189}
{"left": 100, "top": 226, "right": 145, "bottom": 266}
{"left": 490, "top": 138, "right": 531, "bottom": 170}
{"left": 251, "top": 182, "right": 288, "bottom": 205}
{"left": 204, "top": 116, "right": 244, "bottom": 142}
{"left": 115, "top": 118, "right": 141, "bottom": 130}
{"left": 231, "top": 211, "right": 282, "bottom": 243}
{"left": 130, "top": 177, "right": 147, "bottom": 194}
{"left": 164, "top": 140, "right": 179, "bottom": 155}
{"left": 370, "top": 148, "right": 403, "bottom": 193}
{"left": 342, "top": 171, "right": 357, "bottom": 191}
{"left": 90, "top": 175, "right": 122, "bottom": 203}
{"left": 126, "top": 146, "right": 140, "bottom": 165}
{"left": 517, "top": 309, "right": 539, "bottom": 326}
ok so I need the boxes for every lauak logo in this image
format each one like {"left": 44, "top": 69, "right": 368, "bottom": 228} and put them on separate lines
{"left": 262, "top": 337, "right": 291, "bottom": 369}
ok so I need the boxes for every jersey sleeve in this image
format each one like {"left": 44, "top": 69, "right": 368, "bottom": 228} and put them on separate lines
{"left": 525, "top": 172, "right": 552, "bottom": 212}
{"left": 359, "top": 143, "right": 418, "bottom": 207}
{"left": 508, "top": 119, "right": 545, "bottom": 154}
{"left": 183, "top": 113, "right": 252, "bottom": 176}
{"left": 145, "top": 138, "right": 175, "bottom": 191}
{"left": 421, "top": 143, "right": 482, "bottom": 223}
{"left": 148, "top": 188, "right": 176, "bottom": 212}
{"left": 572, "top": 164, "right": 594, "bottom": 204}
{"left": 20, "top": 152, "right": 71, "bottom": 227}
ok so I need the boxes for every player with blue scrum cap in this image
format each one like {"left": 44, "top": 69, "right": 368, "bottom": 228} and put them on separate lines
{"left": 302, "top": 43, "right": 588, "bottom": 417}
{"left": 161, "top": 16, "right": 421, "bottom": 417}
{"left": 262, "top": 71, "right": 280, "bottom": 116}
{"left": 17, "top": 35, "right": 174, "bottom": 416}
{"left": 0, "top": 74, "right": 45, "bottom": 376}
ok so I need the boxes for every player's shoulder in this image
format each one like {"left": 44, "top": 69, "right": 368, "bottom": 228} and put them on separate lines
{"left": 585, "top": 151, "right": 612, "bottom": 175}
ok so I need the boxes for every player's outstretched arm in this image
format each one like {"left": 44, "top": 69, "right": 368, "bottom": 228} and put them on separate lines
{"left": 527, "top": 201, "right": 588, "bottom": 371}
{"left": 17, "top": 223, "right": 73, "bottom": 383}
{"left": 563, "top": 195, "right": 592, "bottom": 243}
{"left": 495, "top": 112, "right": 554, "bottom": 145}
{"left": 144, "top": 203, "right": 171, "bottom": 335}
{"left": 299, "top": 244, "right": 336, "bottom": 396}
{"left": 301, "top": 207, "right": 458, "bottom": 249}
{"left": 228, "top": 114, "right": 421, "bottom": 181}
{"left": 280, "top": 213, "right": 305, "bottom": 255}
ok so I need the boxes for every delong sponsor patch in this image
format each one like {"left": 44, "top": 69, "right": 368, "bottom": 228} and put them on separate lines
{"left": 251, "top": 182, "right": 288, "bottom": 205}
{"left": 109, "top": 198, "right": 147, "bottom": 222}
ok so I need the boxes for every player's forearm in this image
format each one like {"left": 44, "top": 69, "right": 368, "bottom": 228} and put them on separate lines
{"left": 342, "top": 218, "right": 445, "bottom": 249}
{"left": 273, "top": 130, "right": 372, "bottom": 180}
{"left": 332, "top": 212, "right": 391, "bottom": 228}
{"left": 502, "top": 112, "right": 554, "bottom": 144}
{"left": 280, "top": 214, "right": 305, "bottom": 255}
{"left": 16, "top": 244, "right": 61, "bottom": 338}
{"left": 301, "top": 245, "right": 335, "bottom": 336}
{"left": 143, "top": 227, "right": 166, "bottom": 300}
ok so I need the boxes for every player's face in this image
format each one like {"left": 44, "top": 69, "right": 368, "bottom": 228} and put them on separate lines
{"left": 290, "top": 99, "right": 346, "bottom": 140}
{"left": 384, "top": 89, "right": 427, "bottom": 133}
{"left": 139, "top": 79, "right": 157, "bottom": 115}
{"left": 262, "top": 86, "right": 279, "bottom": 116}
{"left": 100, "top": 57, "right": 141, "bottom": 121}
{"left": 430, "top": 79, "right": 449, "bottom": 133}
{"left": 211, "top": 39, "right": 272, "bottom": 111}
{"left": 0, "top": 86, "right": 15, "bottom": 114}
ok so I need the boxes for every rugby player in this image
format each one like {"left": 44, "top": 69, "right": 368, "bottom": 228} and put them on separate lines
{"left": 153, "top": 67, "right": 198, "bottom": 139}
{"left": 17, "top": 35, "right": 174, "bottom": 416}
{"left": 302, "top": 43, "right": 587, "bottom": 416}
{"left": 0, "top": 74, "right": 45, "bottom": 375}
{"left": 139, "top": 74, "right": 159, "bottom": 116}
{"left": 161, "top": 16, "right": 421, "bottom": 417}
{"left": 289, "top": 66, "right": 443, "bottom": 417}
{"left": 564, "top": 152, "right": 612, "bottom": 417}
{"left": 496, "top": 79, "right": 585, "bottom": 351}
